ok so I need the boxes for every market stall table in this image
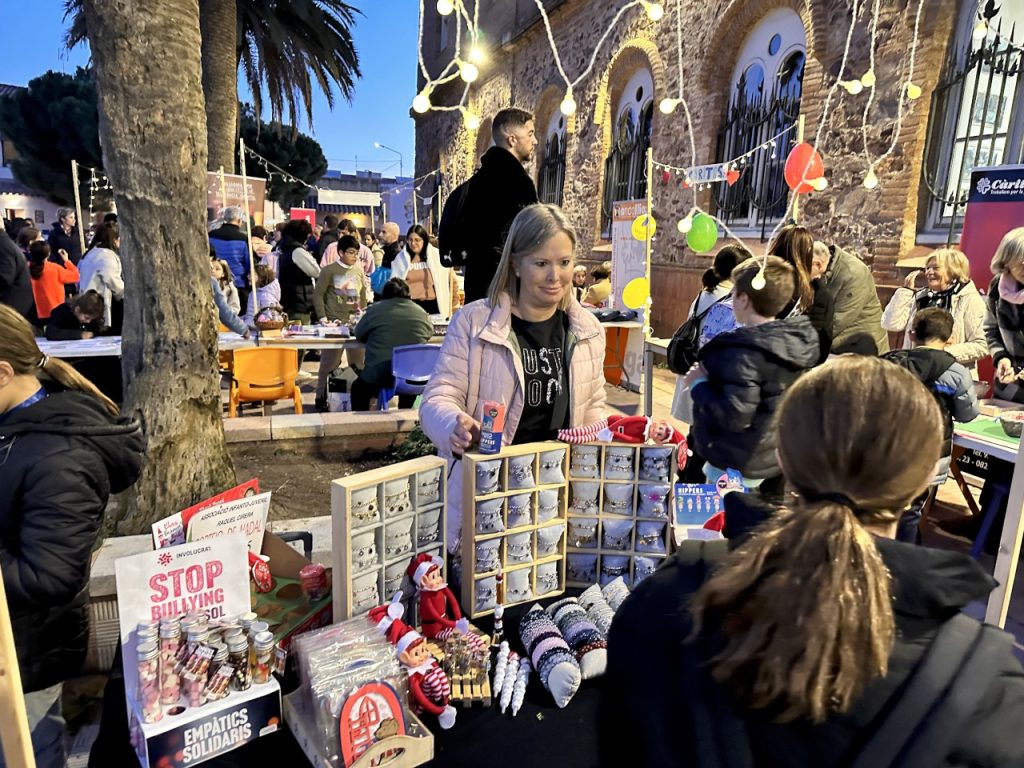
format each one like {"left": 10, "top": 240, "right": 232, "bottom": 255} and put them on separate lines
{"left": 953, "top": 417, "right": 1024, "bottom": 627}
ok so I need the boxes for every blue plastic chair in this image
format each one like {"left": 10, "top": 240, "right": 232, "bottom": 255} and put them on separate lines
{"left": 378, "top": 343, "right": 442, "bottom": 411}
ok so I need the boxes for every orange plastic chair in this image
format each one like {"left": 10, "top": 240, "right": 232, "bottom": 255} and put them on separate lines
{"left": 228, "top": 348, "right": 303, "bottom": 417}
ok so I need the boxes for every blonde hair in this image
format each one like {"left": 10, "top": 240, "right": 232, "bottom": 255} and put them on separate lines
{"left": 691, "top": 356, "right": 943, "bottom": 723}
{"left": 0, "top": 305, "right": 118, "bottom": 416}
{"left": 990, "top": 227, "right": 1024, "bottom": 275}
{"left": 487, "top": 203, "right": 576, "bottom": 311}
{"left": 927, "top": 247, "right": 971, "bottom": 284}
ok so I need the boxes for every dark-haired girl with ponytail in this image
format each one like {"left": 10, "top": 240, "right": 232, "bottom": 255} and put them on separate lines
{"left": 28, "top": 241, "right": 79, "bottom": 321}
{"left": 0, "top": 304, "right": 143, "bottom": 768}
{"left": 605, "top": 356, "right": 1024, "bottom": 767}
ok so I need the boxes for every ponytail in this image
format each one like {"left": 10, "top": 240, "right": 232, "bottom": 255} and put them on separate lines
{"left": 0, "top": 304, "right": 119, "bottom": 417}
{"left": 39, "top": 356, "right": 119, "bottom": 417}
{"left": 691, "top": 500, "right": 894, "bottom": 722}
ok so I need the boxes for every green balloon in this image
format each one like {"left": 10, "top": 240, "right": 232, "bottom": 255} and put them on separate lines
{"left": 686, "top": 214, "right": 718, "bottom": 253}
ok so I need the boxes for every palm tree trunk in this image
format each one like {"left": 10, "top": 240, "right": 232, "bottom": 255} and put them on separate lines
{"left": 200, "top": 0, "right": 238, "bottom": 173}
{"left": 81, "top": 0, "right": 236, "bottom": 535}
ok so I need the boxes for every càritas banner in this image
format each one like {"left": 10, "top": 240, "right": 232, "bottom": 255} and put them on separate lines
{"left": 960, "top": 164, "right": 1024, "bottom": 290}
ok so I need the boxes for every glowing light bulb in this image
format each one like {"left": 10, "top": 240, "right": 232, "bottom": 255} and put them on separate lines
{"left": 860, "top": 70, "right": 876, "bottom": 88}
{"left": 810, "top": 176, "right": 829, "bottom": 192}
{"left": 973, "top": 19, "right": 988, "bottom": 39}
{"left": 676, "top": 216, "right": 693, "bottom": 234}
{"left": 559, "top": 89, "right": 577, "bottom": 116}
{"left": 436, "top": 0, "right": 454, "bottom": 16}
{"left": 863, "top": 168, "right": 879, "bottom": 190}
{"left": 751, "top": 272, "right": 766, "bottom": 290}
{"left": 842, "top": 79, "right": 864, "bottom": 95}
{"left": 468, "top": 45, "right": 487, "bottom": 64}
{"left": 658, "top": 98, "right": 678, "bottom": 115}
{"left": 412, "top": 91, "right": 431, "bottom": 114}
{"left": 906, "top": 82, "right": 922, "bottom": 100}
{"left": 643, "top": 2, "right": 665, "bottom": 21}
{"left": 465, "top": 112, "right": 481, "bottom": 130}
{"left": 459, "top": 61, "right": 479, "bottom": 83}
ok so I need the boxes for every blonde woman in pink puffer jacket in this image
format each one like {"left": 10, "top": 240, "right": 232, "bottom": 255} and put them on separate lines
{"left": 420, "top": 204, "right": 608, "bottom": 551}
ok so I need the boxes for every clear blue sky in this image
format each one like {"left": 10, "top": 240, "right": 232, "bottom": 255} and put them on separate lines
{"left": 0, "top": 0, "right": 418, "bottom": 177}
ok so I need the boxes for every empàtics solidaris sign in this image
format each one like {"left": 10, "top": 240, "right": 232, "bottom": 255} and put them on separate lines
{"left": 115, "top": 535, "right": 251, "bottom": 633}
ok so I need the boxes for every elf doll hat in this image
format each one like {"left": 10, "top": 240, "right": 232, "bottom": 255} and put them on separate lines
{"left": 368, "top": 593, "right": 423, "bottom": 655}
{"left": 407, "top": 553, "right": 444, "bottom": 585}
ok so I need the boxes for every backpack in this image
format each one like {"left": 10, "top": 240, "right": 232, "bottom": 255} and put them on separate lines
{"left": 437, "top": 176, "right": 474, "bottom": 268}
{"left": 675, "top": 540, "right": 1012, "bottom": 768}
{"left": 667, "top": 293, "right": 730, "bottom": 374}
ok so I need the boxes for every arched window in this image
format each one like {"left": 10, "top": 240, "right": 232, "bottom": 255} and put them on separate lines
{"left": 538, "top": 111, "right": 566, "bottom": 206}
{"left": 712, "top": 8, "right": 806, "bottom": 237}
{"left": 601, "top": 69, "right": 654, "bottom": 238}
{"left": 921, "top": 1, "right": 1024, "bottom": 238}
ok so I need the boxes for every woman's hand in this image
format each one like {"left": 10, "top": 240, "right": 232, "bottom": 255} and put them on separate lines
{"left": 997, "top": 358, "right": 1017, "bottom": 384}
{"left": 449, "top": 412, "right": 480, "bottom": 453}
{"left": 682, "top": 364, "right": 707, "bottom": 389}
{"left": 903, "top": 270, "right": 922, "bottom": 290}
{"left": 81, "top": 331, "right": 94, "bottom": 339}
{"left": 58, "top": 248, "right": 70, "bottom": 263}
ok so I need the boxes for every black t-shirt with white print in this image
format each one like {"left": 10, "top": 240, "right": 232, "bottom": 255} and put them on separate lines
{"left": 510, "top": 310, "right": 570, "bottom": 443}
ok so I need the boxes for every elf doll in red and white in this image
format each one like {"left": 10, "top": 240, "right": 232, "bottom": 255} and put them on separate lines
{"left": 558, "top": 414, "right": 688, "bottom": 472}
{"left": 407, "top": 554, "right": 487, "bottom": 651}
{"left": 369, "top": 597, "right": 458, "bottom": 729}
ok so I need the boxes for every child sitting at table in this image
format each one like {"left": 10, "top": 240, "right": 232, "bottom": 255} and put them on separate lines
{"left": 882, "top": 307, "right": 980, "bottom": 542}
{"left": 313, "top": 235, "right": 370, "bottom": 411}
{"left": 45, "top": 290, "right": 105, "bottom": 340}
{"left": 241, "top": 264, "right": 281, "bottom": 328}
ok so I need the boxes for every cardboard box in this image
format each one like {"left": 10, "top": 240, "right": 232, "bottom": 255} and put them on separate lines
{"left": 129, "top": 677, "right": 281, "bottom": 768}
{"left": 255, "top": 532, "right": 334, "bottom": 650}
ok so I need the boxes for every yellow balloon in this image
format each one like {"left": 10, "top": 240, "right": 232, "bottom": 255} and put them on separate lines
{"left": 622, "top": 277, "right": 651, "bottom": 310}
{"left": 631, "top": 214, "right": 656, "bottom": 241}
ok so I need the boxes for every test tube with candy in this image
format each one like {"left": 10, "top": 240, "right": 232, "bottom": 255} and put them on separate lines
{"left": 158, "top": 619, "right": 182, "bottom": 705}
{"left": 136, "top": 641, "right": 162, "bottom": 723}
{"left": 183, "top": 646, "right": 214, "bottom": 707}
{"left": 227, "top": 636, "right": 251, "bottom": 691}
{"left": 205, "top": 664, "right": 234, "bottom": 701}
{"left": 251, "top": 631, "right": 274, "bottom": 684}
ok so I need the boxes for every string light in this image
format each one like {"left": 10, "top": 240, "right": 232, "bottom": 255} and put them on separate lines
{"left": 863, "top": 168, "right": 879, "bottom": 189}
{"left": 751, "top": 272, "right": 766, "bottom": 290}
{"left": 436, "top": 0, "right": 454, "bottom": 15}
{"left": 641, "top": 1, "right": 664, "bottom": 21}
{"left": 468, "top": 44, "right": 487, "bottom": 64}
{"left": 658, "top": 97, "right": 679, "bottom": 114}
{"left": 841, "top": 79, "right": 864, "bottom": 95}
{"left": 458, "top": 60, "right": 479, "bottom": 83}
{"left": 811, "top": 176, "right": 829, "bottom": 191}
{"left": 860, "top": 69, "right": 876, "bottom": 88}
{"left": 559, "top": 88, "right": 577, "bottom": 116}
{"left": 906, "top": 82, "right": 922, "bottom": 100}
{"left": 676, "top": 215, "right": 693, "bottom": 233}
{"left": 463, "top": 108, "right": 482, "bottom": 130}
{"left": 413, "top": 89, "right": 432, "bottom": 113}
{"left": 972, "top": 19, "right": 988, "bottom": 39}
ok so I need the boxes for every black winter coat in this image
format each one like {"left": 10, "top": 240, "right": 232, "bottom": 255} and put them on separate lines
{"left": 0, "top": 390, "right": 144, "bottom": 692}
{"left": 0, "top": 230, "right": 33, "bottom": 318}
{"left": 603, "top": 493, "right": 1024, "bottom": 768}
{"left": 47, "top": 221, "right": 83, "bottom": 265}
{"left": 460, "top": 146, "right": 538, "bottom": 303}
{"left": 692, "top": 316, "right": 820, "bottom": 478}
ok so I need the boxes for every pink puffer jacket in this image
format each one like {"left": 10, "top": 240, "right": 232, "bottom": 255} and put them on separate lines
{"left": 420, "top": 295, "right": 608, "bottom": 550}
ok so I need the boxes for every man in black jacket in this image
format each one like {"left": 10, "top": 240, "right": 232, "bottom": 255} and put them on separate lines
{"left": 0, "top": 228, "right": 32, "bottom": 318}
{"left": 455, "top": 107, "right": 539, "bottom": 303}
{"left": 46, "top": 207, "right": 83, "bottom": 266}
{"left": 317, "top": 214, "right": 341, "bottom": 259}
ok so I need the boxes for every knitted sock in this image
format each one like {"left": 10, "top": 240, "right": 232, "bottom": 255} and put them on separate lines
{"left": 546, "top": 598, "right": 607, "bottom": 679}
{"left": 518, "top": 604, "right": 581, "bottom": 708}
{"left": 578, "top": 584, "right": 615, "bottom": 637}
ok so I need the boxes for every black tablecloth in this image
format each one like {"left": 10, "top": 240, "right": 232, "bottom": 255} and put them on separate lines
{"left": 89, "top": 598, "right": 605, "bottom": 768}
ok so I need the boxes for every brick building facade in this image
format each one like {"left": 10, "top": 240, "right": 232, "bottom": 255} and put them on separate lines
{"left": 414, "top": 0, "right": 1023, "bottom": 337}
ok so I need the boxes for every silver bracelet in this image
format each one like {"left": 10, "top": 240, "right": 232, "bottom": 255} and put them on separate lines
{"left": 569, "top": 522, "right": 597, "bottom": 547}
{"left": 417, "top": 523, "right": 440, "bottom": 545}
{"left": 601, "top": 562, "right": 628, "bottom": 577}
{"left": 475, "top": 585, "right": 496, "bottom": 609}
{"left": 384, "top": 491, "right": 411, "bottom": 516}
{"left": 385, "top": 531, "right": 412, "bottom": 558}
{"left": 603, "top": 531, "right": 631, "bottom": 550}
{"left": 570, "top": 499, "right": 598, "bottom": 514}
{"left": 568, "top": 562, "right": 595, "bottom": 582}
{"left": 537, "top": 572, "right": 559, "bottom": 593}
{"left": 507, "top": 541, "right": 532, "bottom": 561}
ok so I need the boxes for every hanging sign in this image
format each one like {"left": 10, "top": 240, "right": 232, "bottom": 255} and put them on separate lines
{"left": 686, "top": 163, "right": 730, "bottom": 185}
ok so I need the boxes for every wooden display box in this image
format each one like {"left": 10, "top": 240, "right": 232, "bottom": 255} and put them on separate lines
{"left": 331, "top": 456, "right": 447, "bottom": 621}
{"left": 284, "top": 691, "right": 433, "bottom": 768}
{"left": 461, "top": 442, "right": 569, "bottom": 619}
{"left": 564, "top": 442, "right": 675, "bottom": 588}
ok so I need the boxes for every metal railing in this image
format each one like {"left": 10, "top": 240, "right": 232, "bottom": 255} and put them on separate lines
{"left": 538, "top": 132, "right": 566, "bottom": 206}
{"left": 601, "top": 100, "right": 653, "bottom": 238}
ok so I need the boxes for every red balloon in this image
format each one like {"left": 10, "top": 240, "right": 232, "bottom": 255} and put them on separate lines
{"left": 784, "top": 142, "right": 824, "bottom": 194}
